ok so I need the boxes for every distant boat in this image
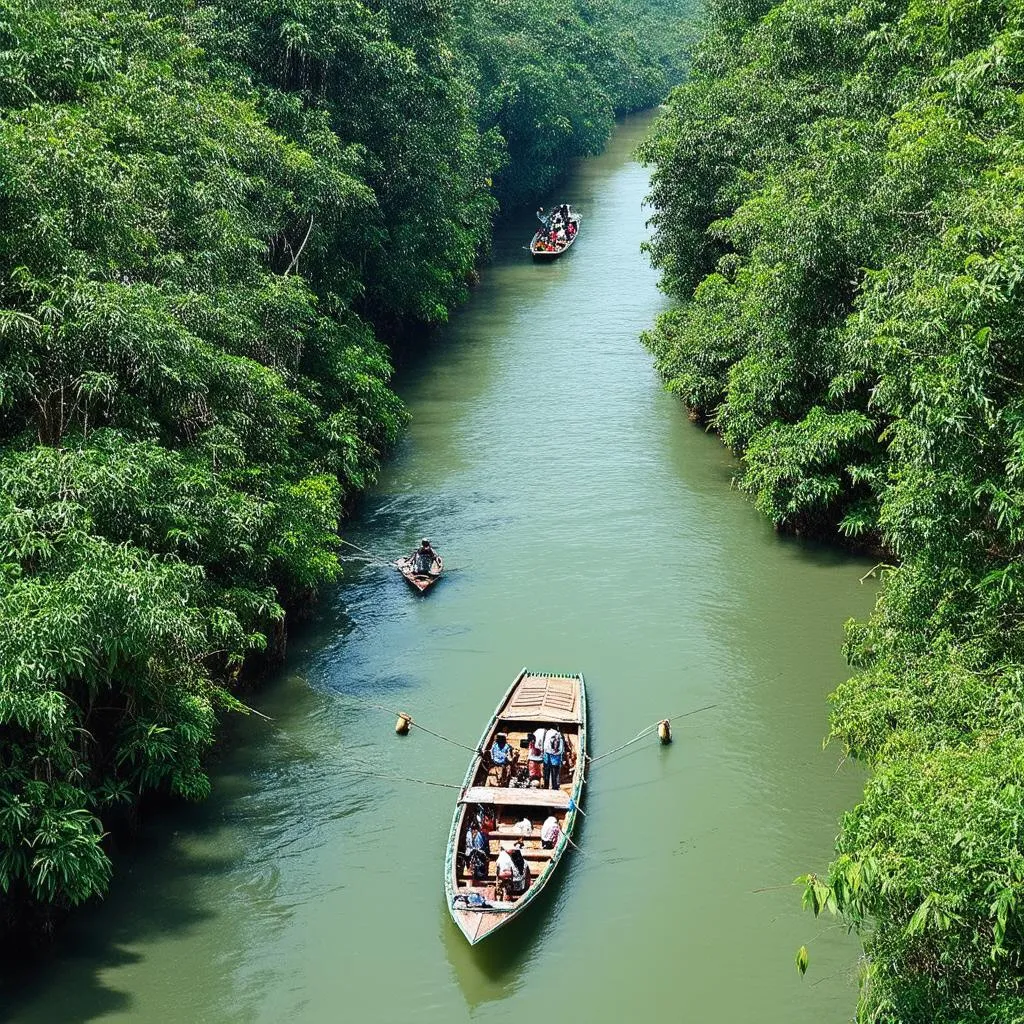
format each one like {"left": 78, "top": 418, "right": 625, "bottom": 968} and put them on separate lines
{"left": 396, "top": 554, "right": 443, "bottom": 593}
{"left": 445, "top": 668, "right": 587, "bottom": 944}
{"left": 530, "top": 207, "right": 582, "bottom": 260}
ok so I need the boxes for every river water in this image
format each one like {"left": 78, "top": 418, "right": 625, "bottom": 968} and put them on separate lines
{"left": 8, "top": 111, "right": 873, "bottom": 1024}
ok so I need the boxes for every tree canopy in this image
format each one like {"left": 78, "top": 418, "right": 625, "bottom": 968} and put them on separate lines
{"left": 0, "top": 0, "right": 689, "bottom": 947}
{"left": 642, "top": 0, "right": 1024, "bottom": 1017}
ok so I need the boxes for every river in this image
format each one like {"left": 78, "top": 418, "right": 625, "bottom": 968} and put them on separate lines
{"left": 8, "top": 110, "right": 874, "bottom": 1024}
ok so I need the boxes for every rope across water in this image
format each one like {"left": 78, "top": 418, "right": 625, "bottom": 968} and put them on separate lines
{"left": 587, "top": 703, "right": 718, "bottom": 766}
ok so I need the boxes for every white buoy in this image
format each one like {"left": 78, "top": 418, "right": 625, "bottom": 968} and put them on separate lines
{"left": 658, "top": 719, "right": 672, "bottom": 744}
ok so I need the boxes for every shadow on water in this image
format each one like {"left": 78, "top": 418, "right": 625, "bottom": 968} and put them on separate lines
{"left": 3, "top": 637, "right": 354, "bottom": 1024}
{"left": 6, "top": 824, "right": 234, "bottom": 1023}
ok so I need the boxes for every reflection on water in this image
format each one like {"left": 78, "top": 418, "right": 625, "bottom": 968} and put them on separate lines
{"left": 8, "top": 110, "right": 875, "bottom": 1024}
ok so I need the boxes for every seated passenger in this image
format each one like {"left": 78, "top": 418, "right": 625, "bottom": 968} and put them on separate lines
{"left": 410, "top": 538, "right": 439, "bottom": 574}
{"left": 513, "top": 816, "right": 532, "bottom": 834}
{"left": 489, "top": 732, "right": 517, "bottom": 786}
{"left": 465, "top": 822, "right": 489, "bottom": 881}
{"left": 508, "top": 842, "right": 531, "bottom": 897}
{"left": 541, "top": 815, "right": 560, "bottom": 849}
{"left": 495, "top": 845, "right": 515, "bottom": 900}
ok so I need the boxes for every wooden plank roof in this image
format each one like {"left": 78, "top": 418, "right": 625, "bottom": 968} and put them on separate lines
{"left": 498, "top": 674, "right": 581, "bottom": 724}
{"left": 459, "top": 786, "right": 572, "bottom": 809}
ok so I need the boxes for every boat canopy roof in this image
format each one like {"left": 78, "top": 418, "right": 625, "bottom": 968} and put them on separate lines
{"left": 459, "top": 787, "right": 572, "bottom": 808}
{"left": 498, "top": 674, "right": 582, "bottom": 724}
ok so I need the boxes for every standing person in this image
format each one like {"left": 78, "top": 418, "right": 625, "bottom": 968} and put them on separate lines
{"left": 490, "top": 731, "right": 517, "bottom": 787}
{"left": 543, "top": 726, "right": 564, "bottom": 790}
{"left": 495, "top": 845, "right": 516, "bottom": 900}
{"left": 527, "top": 732, "right": 544, "bottom": 787}
{"left": 536, "top": 206, "right": 550, "bottom": 228}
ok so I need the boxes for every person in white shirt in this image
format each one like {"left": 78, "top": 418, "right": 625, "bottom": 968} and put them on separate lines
{"left": 496, "top": 846, "right": 515, "bottom": 900}
{"left": 540, "top": 815, "right": 560, "bottom": 849}
{"left": 542, "top": 727, "right": 564, "bottom": 790}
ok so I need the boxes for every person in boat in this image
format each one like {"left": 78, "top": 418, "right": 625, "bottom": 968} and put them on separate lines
{"left": 543, "top": 726, "right": 564, "bottom": 790}
{"left": 508, "top": 842, "right": 530, "bottom": 897}
{"left": 536, "top": 206, "right": 550, "bottom": 228}
{"left": 527, "top": 731, "right": 544, "bottom": 786}
{"left": 541, "top": 815, "right": 560, "bottom": 849}
{"left": 559, "top": 203, "right": 571, "bottom": 225}
{"left": 465, "top": 822, "right": 489, "bottom": 882}
{"left": 495, "top": 845, "right": 515, "bottom": 900}
{"left": 490, "top": 731, "right": 517, "bottom": 786}
{"left": 410, "top": 538, "right": 438, "bottom": 574}
{"left": 495, "top": 842, "right": 530, "bottom": 900}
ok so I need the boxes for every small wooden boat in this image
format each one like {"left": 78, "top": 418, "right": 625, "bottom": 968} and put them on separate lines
{"left": 445, "top": 668, "right": 587, "bottom": 944}
{"left": 530, "top": 208, "right": 582, "bottom": 260}
{"left": 396, "top": 554, "right": 443, "bottom": 593}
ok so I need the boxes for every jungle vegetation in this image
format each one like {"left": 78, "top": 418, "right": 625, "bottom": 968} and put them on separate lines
{"left": 0, "top": 0, "right": 687, "bottom": 947}
{"left": 642, "top": 0, "right": 1024, "bottom": 1019}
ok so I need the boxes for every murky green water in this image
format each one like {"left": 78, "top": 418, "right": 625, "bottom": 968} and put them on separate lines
{"left": 8, "top": 111, "right": 873, "bottom": 1024}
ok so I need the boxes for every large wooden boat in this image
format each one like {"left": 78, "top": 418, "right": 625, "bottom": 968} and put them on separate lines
{"left": 530, "top": 209, "right": 582, "bottom": 260}
{"left": 396, "top": 554, "right": 443, "bottom": 593}
{"left": 445, "top": 668, "right": 587, "bottom": 944}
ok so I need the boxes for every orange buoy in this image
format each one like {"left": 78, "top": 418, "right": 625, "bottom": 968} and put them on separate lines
{"left": 395, "top": 713, "right": 412, "bottom": 735}
{"left": 658, "top": 719, "right": 672, "bottom": 745}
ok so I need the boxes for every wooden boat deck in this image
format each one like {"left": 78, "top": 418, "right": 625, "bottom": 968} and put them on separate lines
{"left": 444, "top": 668, "right": 587, "bottom": 945}
{"left": 499, "top": 674, "right": 580, "bottom": 723}
{"left": 396, "top": 554, "right": 443, "bottom": 593}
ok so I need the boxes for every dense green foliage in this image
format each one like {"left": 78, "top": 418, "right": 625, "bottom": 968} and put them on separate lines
{"left": 0, "top": 0, "right": 687, "bottom": 944}
{"left": 642, "top": 0, "right": 1024, "bottom": 1018}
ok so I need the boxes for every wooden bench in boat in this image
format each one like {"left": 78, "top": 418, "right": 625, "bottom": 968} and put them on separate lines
{"left": 461, "top": 861, "right": 555, "bottom": 885}
{"left": 460, "top": 786, "right": 571, "bottom": 809}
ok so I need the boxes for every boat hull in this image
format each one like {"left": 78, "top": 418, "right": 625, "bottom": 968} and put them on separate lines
{"left": 529, "top": 213, "right": 582, "bottom": 259}
{"left": 444, "top": 669, "right": 587, "bottom": 944}
{"left": 396, "top": 555, "right": 443, "bottom": 592}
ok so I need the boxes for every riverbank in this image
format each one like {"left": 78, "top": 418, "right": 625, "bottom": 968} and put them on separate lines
{"left": 0, "top": 0, "right": 693, "bottom": 950}
{"left": 7, "top": 109, "right": 876, "bottom": 1024}
{"left": 640, "top": 0, "right": 1024, "bottom": 1018}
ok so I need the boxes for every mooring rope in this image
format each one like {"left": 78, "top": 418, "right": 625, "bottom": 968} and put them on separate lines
{"left": 337, "top": 537, "right": 400, "bottom": 569}
{"left": 337, "top": 694, "right": 482, "bottom": 755}
{"left": 588, "top": 703, "right": 719, "bottom": 766}
{"left": 329, "top": 759, "right": 462, "bottom": 790}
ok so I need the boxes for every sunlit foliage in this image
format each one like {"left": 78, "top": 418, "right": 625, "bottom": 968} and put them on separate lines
{"left": 0, "top": 0, "right": 688, "bottom": 947}
{"left": 643, "top": 0, "right": 1024, "bottom": 1017}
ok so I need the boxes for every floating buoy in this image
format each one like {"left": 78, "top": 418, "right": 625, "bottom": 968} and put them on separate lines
{"left": 658, "top": 719, "right": 672, "bottom": 745}
{"left": 395, "top": 713, "right": 412, "bottom": 735}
